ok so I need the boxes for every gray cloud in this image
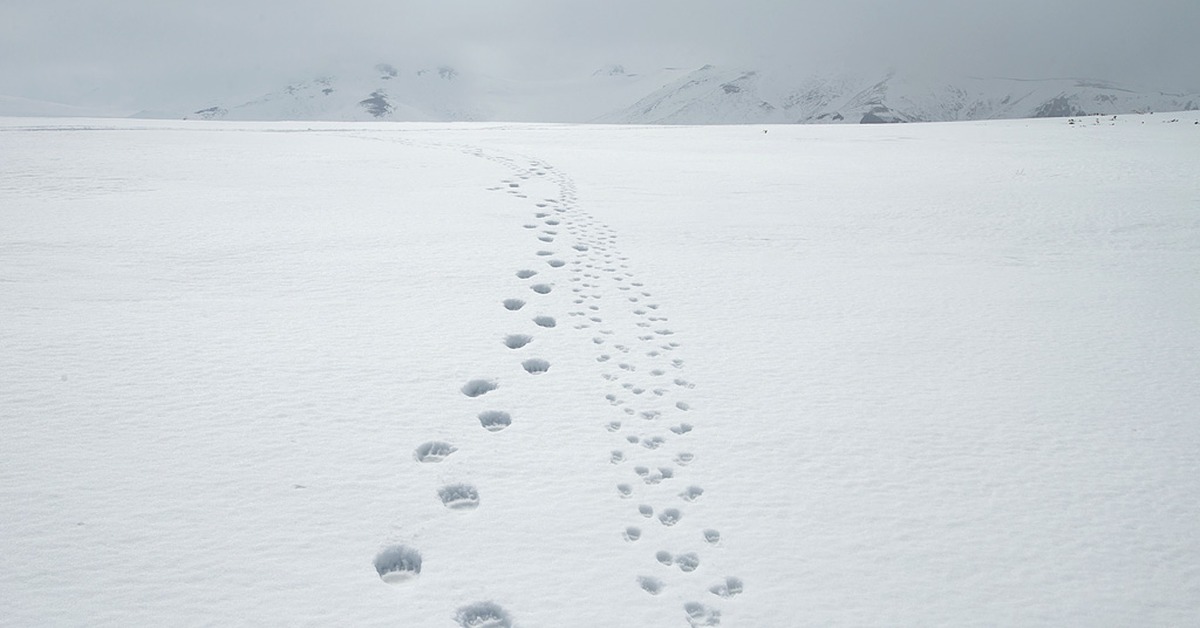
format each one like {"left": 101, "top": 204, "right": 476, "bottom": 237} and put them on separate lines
{"left": 2, "top": 0, "right": 1198, "bottom": 108}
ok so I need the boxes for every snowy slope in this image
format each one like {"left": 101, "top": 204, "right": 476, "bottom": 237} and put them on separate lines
{"left": 2, "top": 113, "right": 1200, "bottom": 626}
{"left": 599, "top": 67, "right": 1200, "bottom": 124}
{"left": 175, "top": 64, "right": 693, "bottom": 123}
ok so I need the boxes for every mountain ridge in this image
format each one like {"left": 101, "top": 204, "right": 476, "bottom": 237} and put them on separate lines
{"left": 9, "top": 63, "right": 1198, "bottom": 124}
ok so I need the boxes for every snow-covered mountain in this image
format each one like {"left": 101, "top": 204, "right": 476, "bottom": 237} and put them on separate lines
{"left": 172, "top": 63, "right": 693, "bottom": 123}
{"left": 599, "top": 66, "right": 1200, "bottom": 124}
{"left": 130, "top": 63, "right": 1200, "bottom": 124}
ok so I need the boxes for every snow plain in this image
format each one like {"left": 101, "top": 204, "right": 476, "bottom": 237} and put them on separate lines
{"left": 2, "top": 113, "right": 1199, "bottom": 627}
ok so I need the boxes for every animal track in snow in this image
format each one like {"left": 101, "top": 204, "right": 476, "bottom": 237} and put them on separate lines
{"left": 413, "top": 441, "right": 457, "bottom": 463}
{"left": 703, "top": 529, "right": 721, "bottom": 544}
{"left": 656, "top": 550, "right": 674, "bottom": 565}
{"left": 638, "top": 576, "right": 665, "bottom": 595}
{"left": 641, "top": 436, "right": 665, "bottom": 449}
{"left": 530, "top": 283, "right": 552, "bottom": 294}
{"left": 502, "top": 299, "right": 526, "bottom": 311}
{"left": 679, "top": 486, "right": 704, "bottom": 502}
{"left": 515, "top": 269, "right": 537, "bottom": 279}
{"left": 606, "top": 420, "right": 621, "bottom": 431}
{"left": 670, "top": 424, "right": 693, "bottom": 435}
{"left": 674, "top": 553, "right": 700, "bottom": 572}
{"left": 478, "top": 410, "right": 512, "bottom": 432}
{"left": 462, "top": 379, "right": 498, "bottom": 397}
{"left": 610, "top": 450, "right": 625, "bottom": 464}
{"left": 503, "top": 334, "right": 533, "bottom": 349}
{"left": 658, "top": 508, "right": 682, "bottom": 526}
{"left": 683, "top": 602, "right": 721, "bottom": 627}
{"left": 455, "top": 602, "right": 513, "bottom": 628}
{"left": 676, "top": 402, "right": 691, "bottom": 411}
{"left": 709, "top": 577, "right": 744, "bottom": 598}
{"left": 538, "top": 235, "right": 554, "bottom": 242}
{"left": 639, "top": 504, "right": 654, "bottom": 518}
{"left": 617, "top": 483, "right": 633, "bottom": 498}
{"left": 536, "top": 250, "right": 553, "bottom": 256}
{"left": 624, "top": 526, "right": 642, "bottom": 542}
{"left": 522, "top": 358, "right": 550, "bottom": 374}
{"left": 533, "top": 315, "right": 556, "bottom": 328}
{"left": 675, "top": 452, "right": 695, "bottom": 466}
{"left": 438, "top": 483, "right": 480, "bottom": 510}
{"left": 548, "top": 259, "right": 566, "bottom": 268}
{"left": 374, "top": 545, "right": 422, "bottom": 584}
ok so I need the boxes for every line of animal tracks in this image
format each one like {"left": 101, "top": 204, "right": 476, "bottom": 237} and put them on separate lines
{"left": 369, "top": 137, "right": 741, "bottom": 627}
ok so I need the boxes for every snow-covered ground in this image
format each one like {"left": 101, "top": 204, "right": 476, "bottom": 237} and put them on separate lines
{"left": 2, "top": 112, "right": 1199, "bottom": 626}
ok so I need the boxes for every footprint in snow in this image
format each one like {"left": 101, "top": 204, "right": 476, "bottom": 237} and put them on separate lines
{"left": 478, "top": 410, "right": 512, "bottom": 432}
{"left": 503, "top": 334, "right": 533, "bottom": 349}
{"left": 624, "top": 526, "right": 642, "bottom": 542}
{"left": 679, "top": 486, "right": 704, "bottom": 502}
{"left": 438, "top": 483, "right": 480, "bottom": 510}
{"left": 674, "top": 552, "right": 700, "bottom": 572}
{"left": 703, "top": 529, "right": 721, "bottom": 544}
{"left": 547, "top": 259, "right": 566, "bottom": 268}
{"left": 516, "top": 269, "right": 538, "bottom": 279}
{"left": 533, "top": 316, "right": 556, "bottom": 328}
{"left": 709, "top": 576, "right": 744, "bottom": 598}
{"left": 638, "top": 576, "right": 665, "bottom": 595}
{"left": 413, "top": 441, "right": 457, "bottom": 463}
{"left": 502, "top": 298, "right": 526, "bottom": 311}
{"left": 683, "top": 602, "right": 721, "bottom": 627}
{"left": 374, "top": 545, "right": 422, "bottom": 584}
{"left": 455, "top": 602, "right": 513, "bottom": 628}
{"left": 462, "top": 379, "right": 498, "bottom": 397}
{"left": 530, "top": 283, "right": 552, "bottom": 294}
{"left": 522, "top": 358, "right": 550, "bottom": 374}
{"left": 658, "top": 508, "right": 682, "bottom": 526}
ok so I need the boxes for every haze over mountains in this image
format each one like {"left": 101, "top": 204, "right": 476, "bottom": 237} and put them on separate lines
{"left": 7, "top": 62, "right": 1194, "bottom": 125}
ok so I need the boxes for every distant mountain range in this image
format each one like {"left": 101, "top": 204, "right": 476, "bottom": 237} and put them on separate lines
{"left": 6, "top": 63, "right": 1198, "bottom": 124}
{"left": 597, "top": 66, "right": 1200, "bottom": 124}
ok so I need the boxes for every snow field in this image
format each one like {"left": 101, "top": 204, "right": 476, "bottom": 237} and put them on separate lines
{"left": 3, "top": 112, "right": 1200, "bottom": 626}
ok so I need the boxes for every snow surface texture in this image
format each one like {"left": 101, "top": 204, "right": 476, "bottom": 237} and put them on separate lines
{"left": 2, "top": 113, "right": 1200, "bottom": 626}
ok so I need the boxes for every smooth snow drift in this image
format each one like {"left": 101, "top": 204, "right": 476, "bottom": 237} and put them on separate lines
{"left": 2, "top": 112, "right": 1199, "bottom": 626}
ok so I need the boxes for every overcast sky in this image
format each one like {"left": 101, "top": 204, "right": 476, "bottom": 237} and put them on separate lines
{"left": 2, "top": 0, "right": 1198, "bottom": 106}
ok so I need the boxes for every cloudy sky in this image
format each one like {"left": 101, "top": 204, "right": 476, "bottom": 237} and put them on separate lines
{"left": 2, "top": 0, "right": 1198, "bottom": 107}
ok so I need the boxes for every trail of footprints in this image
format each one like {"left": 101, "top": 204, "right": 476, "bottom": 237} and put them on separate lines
{"left": 376, "top": 146, "right": 738, "bottom": 627}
